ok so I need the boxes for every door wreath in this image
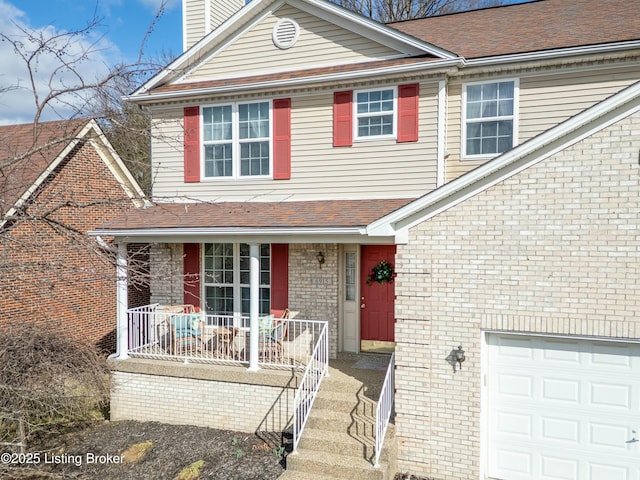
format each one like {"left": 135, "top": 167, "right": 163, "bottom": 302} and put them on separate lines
{"left": 366, "top": 260, "right": 395, "bottom": 285}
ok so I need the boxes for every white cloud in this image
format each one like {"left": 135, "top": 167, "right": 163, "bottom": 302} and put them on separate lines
{"left": 0, "top": 1, "right": 120, "bottom": 125}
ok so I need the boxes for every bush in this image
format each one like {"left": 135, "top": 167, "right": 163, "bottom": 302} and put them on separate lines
{"left": 0, "top": 321, "right": 110, "bottom": 447}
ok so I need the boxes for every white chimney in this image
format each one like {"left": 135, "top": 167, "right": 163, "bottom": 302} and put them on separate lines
{"left": 182, "top": 0, "right": 245, "bottom": 51}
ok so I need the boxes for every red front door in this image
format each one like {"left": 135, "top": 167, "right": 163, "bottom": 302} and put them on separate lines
{"left": 360, "top": 245, "right": 396, "bottom": 343}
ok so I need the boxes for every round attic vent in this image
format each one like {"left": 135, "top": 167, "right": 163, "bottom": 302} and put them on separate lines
{"left": 272, "top": 18, "right": 299, "bottom": 49}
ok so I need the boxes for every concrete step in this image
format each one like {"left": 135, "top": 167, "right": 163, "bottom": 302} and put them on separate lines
{"left": 286, "top": 448, "right": 385, "bottom": 480}
{"left": 305, "top": 405, "right": 374, "bottom": 431}
{"left": 278, "top": 469, "right": 346, "bottom": 480}
{"left": 298, "top": 428, "right": 374, "bottom": 459}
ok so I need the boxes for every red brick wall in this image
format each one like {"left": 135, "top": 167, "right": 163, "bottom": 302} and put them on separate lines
{"left": 0, "top": 140, "right": 144, "bottom": 354}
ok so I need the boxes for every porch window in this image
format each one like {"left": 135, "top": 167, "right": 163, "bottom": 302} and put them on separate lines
{"left": 463, "top": 79, "right": 517, "bottom": 158}
{"left": 354, "top": 88, "right": 396, "bottom": 140}
{"left": 204, "top": 243, "right": 270, "bottom": 315}
{"left": 202, "top": 101, "right": 271, "bottom": 178}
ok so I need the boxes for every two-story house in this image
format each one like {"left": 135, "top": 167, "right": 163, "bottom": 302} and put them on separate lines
{"left": 97, "top": 0, "right": 640, "bottom": 479}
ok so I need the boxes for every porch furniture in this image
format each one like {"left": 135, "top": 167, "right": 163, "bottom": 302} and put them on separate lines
{"left": 153, "top": 304, "right": 195, "bottom": 345}
{"left": 167, "top": 312, "right": 204, "bottom": 354}
{"left": 215, "top": 327, "right": 238, "bottom": 359}
{"left": 259, "top": 309, "right": 290, "bottom": 362}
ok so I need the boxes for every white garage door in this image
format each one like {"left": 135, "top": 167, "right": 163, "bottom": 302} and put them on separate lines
{"left": 487, "top": 334, "right": 640, "bottom": 480}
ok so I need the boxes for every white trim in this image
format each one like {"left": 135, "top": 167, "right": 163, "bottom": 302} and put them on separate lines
{"left": 466, "top": 40, "right": 640, "bottom": 68}
{"left": 367, "top": 80, "right": 640, "bottom": 236}
{"left": 353, "top": 86, "right": 397, "bottom": 142}
{"left": 461, "top": 78, "right": 519, "bottom": 160}
{"left": 204, "top": 0, "right": 212, "bottom": 36}
{"left": 132, "top": 0, "right": 455, "bottom": 96}
{"left": 127, "top": 58, "right": 464, "bottom": 104}
{"left": 436, "top": 79, "right": 447, "bottom": 187}
{"left": 1, "top": 119, "right": 146, "bottom": 228}
{"left": 200, "top": 99, "right": 274, "bottom": 180}
{"left": 89, "top": 226, "right": 367, "bottom": 237}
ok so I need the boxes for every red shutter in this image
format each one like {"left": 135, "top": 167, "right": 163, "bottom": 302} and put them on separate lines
{"left": 183, "top": 243, "right": 201, "bottom": 308}
{"left": 333, "top": 91, "right": 353, "bottom": 147}
{"left": 273, "top": 98, "right": 291, "bottom": 180}
{"left": 183, "top": 106, "right": 200, "bottom": 182}
{"left": 397, "top": 83, "right": 419, "bottom": 143}
{"left": 270, "top": 244, "right": 289, "bottom": 311}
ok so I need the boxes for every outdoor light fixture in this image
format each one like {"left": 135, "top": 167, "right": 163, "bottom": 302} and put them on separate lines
{"left": 455, "top": 345, "right": 466, "bottom": 369}
{"left": 316, "top": 251, "right": 325, "bottom": 268}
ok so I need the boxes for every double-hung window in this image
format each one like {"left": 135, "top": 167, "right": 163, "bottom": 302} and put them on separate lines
{"left": 463, "top": 80, "right": 517, "bottom": 158}
{"left": 203, "top": 243, "right": 271, "bottom": 316}
{"left": 203, "top": 101, "right": 271, "bottom": 178}
{"left": 354, "top": 88, "right": 396, "bottom": 140}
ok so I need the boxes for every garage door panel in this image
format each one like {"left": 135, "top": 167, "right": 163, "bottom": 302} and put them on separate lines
{"left": 541, "top": 455, "right": 578, "bottom": 480}
{"left": 487, "top": 334, "right": 640, "bottom": 480}
{"left": 542, "top": 378, "right": 580, "bottom": 403}
{"left": 541, "top": 416, "right": 580, "bottom": 443}
{"left": 590, "top": 382, "right": 631, "bottom": 409}
{"left": 589, "top": 423, "right": 630, "bottom": 449}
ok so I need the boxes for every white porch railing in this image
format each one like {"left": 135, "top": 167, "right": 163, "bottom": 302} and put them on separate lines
{"left": 374, "top": 351, "right": 395, "bottom": 467}
{"left": 126, "top": 304, "right": 327, "bottom": 369}
{"left": 292, "top": 320, "right": 328, "bottom": 452}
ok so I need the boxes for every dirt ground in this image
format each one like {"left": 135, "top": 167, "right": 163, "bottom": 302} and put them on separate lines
{"left": 1, "top": 421, "right": 285, "bottom": 480}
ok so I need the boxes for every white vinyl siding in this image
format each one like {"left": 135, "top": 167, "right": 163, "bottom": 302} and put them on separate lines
{"left": 182, "top": 5, "right": 400, "bottom": 83}
{"left": 149, "top": 81, "right": 440, "bottom": 201}
{"left": 446, "top": 65, "right": 640, "bottom": 181}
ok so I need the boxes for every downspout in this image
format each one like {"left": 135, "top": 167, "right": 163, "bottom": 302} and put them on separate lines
{"left": 436, "top": 78, "right": 447, "bottom": 187}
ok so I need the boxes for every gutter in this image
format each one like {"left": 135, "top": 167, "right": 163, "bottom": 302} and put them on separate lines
{"left": 88, "top": 226, "right": 368, "bottom": 237}
{"left": 125, "top": 58, "right": 464, "bottom": 103}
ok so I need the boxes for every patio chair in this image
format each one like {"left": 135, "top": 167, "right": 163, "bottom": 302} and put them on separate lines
{"left": 167, "top": 312, "right": 204, "bottom": 355}
{"left": 259, "top": 309, "right": 290, "bottom": 362}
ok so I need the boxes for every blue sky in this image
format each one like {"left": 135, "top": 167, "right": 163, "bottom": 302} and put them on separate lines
{"left": 0, "top": 0, "right": 184, "bottom": 124}
{"left": 11, "top": 0, "right": 183, "bottom": 63}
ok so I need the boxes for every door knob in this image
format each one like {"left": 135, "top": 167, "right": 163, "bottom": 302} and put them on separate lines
{"left": 361, "top": 303, "right": 366, "bottom": 308}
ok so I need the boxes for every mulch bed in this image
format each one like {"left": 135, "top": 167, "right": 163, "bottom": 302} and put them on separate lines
{"left": 1, "top": 421, "right": 285, "bottom": 479}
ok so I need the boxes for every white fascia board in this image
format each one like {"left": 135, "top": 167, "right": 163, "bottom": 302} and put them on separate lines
{"left": 133, "top": 0, "right": 271, "bottom": 95}
{"left": 288, "top": 0, "right": 456, "bottom": 58}
{"left": 466, "top": 40, "right": 640, "bottom": 68}
{"left": 368, "top": 80, "right": 640, "bottom": 236}
{"left": 84, "top": 120, "right": 147, "bottom": 205}
{"left": 132, "top": 0, "right": 456, "bottom": 97}
{"left": 1, "top": 121, "right": 91, "bottom": 227}
{"left": 127, "top": 57, "right": 463, "bottom": 104}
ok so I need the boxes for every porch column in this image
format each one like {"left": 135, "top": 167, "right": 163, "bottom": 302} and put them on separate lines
{"left": 116, "top": 241, "right": 129, "bottom": 360}
{"left": 248, "top": 243, "right": 260, "bottom": 371}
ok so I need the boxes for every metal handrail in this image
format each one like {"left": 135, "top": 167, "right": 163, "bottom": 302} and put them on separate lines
{"left": 374, "top": 351, "right": 395, "bottom": 467}
{"left": 292, "top": 321, "right": 328, "bottom": 452}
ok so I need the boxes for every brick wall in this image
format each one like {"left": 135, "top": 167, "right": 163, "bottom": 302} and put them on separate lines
{"left": 394, "top": 111, "right": 640, "bottom": 478}
{"left": 149, "top": 243, "right": 184, "bottom": 306}
{"left": 0, "top": 140, "right": 140, "bottom": 354}
{"left": 288, "top": 243, "right": 339, "bottom": 358}
{"left": 111, "top": 364, "right": 295, "bottom": 433}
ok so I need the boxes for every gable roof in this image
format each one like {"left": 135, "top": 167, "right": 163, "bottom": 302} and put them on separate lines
{"left": 368, "top": 80, "right": 640, "bottom": 240}
{"left": 131, "top": 0, "right": 455, "bottom": 98}
{"left": 0, "top": 119, "right": 146, "bottom": 224}
{"left": 390, "top": 0, "right": 640, "bottom": 59}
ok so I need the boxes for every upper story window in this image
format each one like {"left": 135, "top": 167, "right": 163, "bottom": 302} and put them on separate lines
{"left": 354, "top": 87, "right": 397, "bottom": 140}
{"left": 463, "top": 80, "right": 518, "bottom": 158}
{"left": 202, "top": 101, "right": 271, "bottom": 178}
